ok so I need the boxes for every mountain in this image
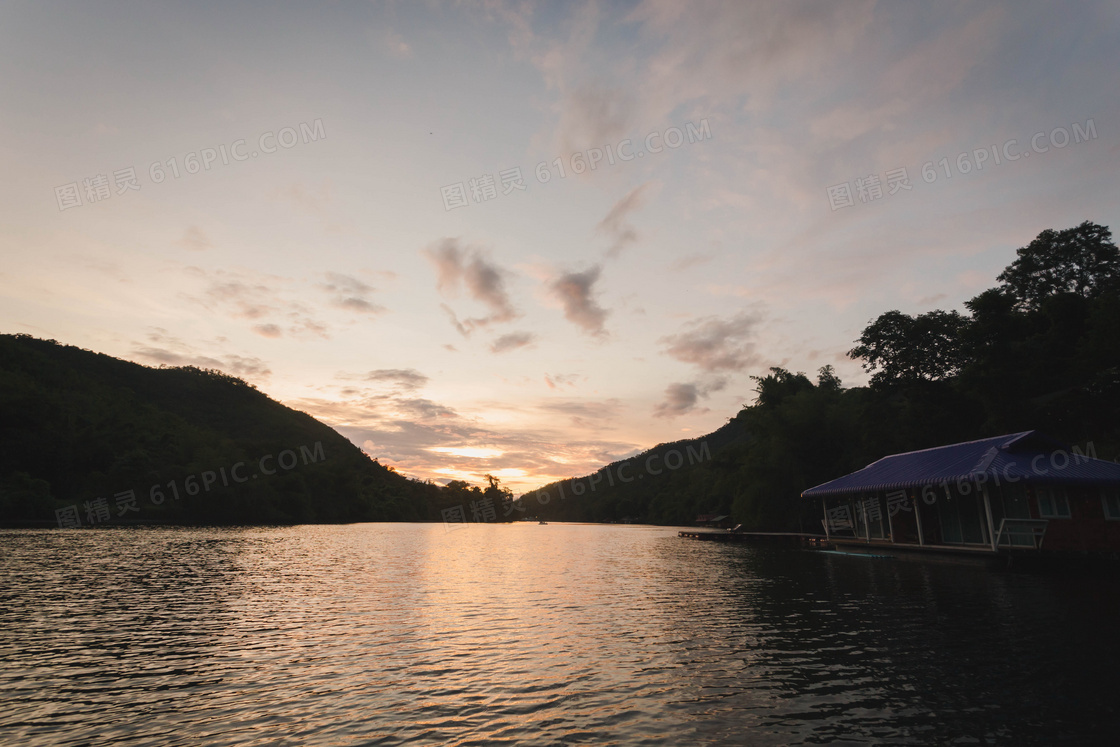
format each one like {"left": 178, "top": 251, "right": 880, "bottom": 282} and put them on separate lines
{"left": 519, "top": 418, "right": 752, "bottom": 525}
{"left": 0, "top": 334, "right": 444, "bottom": 526}
{"left": 520, "top": 223, "right": 1120, "bottom": 531}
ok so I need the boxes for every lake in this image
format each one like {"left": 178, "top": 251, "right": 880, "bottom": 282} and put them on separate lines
{"left": 1, "top": 523, "right": 1118, "bottom": 745}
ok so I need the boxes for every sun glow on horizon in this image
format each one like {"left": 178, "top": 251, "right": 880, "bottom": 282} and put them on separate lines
{"left": 489, "top": 468, "right": 527, "bottom": 479}
{"left": 428, "top": 446, "right": 505, "bottom": 459}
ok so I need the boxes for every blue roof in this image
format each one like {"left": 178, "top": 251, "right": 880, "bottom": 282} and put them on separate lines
{"left": 802, "top": 431, "right": 1120, "bottom": 498}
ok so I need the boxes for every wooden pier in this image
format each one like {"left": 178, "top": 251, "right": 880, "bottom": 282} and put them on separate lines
{"left": 679, "top": 530, "right": 827, "bottom": 547}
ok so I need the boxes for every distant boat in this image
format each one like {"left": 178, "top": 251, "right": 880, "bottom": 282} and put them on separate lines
{"left": 538, "top": 520, "right": 547, "bottom": 525}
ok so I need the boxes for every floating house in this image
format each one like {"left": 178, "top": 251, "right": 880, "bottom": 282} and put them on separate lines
{"left": 802, "top": 431, "right": 1120, "bottom": 558}
{"left": 694, "top": 513, "right": 733, "bottom": 529}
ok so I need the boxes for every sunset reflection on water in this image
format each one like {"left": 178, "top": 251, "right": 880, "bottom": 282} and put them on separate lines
{"left": 2, "top": 523, "right": 1118, "bottom": 745}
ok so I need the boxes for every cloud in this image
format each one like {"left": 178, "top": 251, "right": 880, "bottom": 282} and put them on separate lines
{"left": 289, "top": 318, "right": 330, "bottom": 338}
{"left": 424, "top": 238, "right": 519, "bottom": 335}
{"left": 653, "top": 378, "right": 727, "bottom": 418}
{"left": 916, "top": 292, "right": 949, "bottom": 307}
{"left": 321, "top": 272, "right": 386, "bottom": 315}
{"left": 275, "top": 182, "right": 333, "bottom": 217}
{"left": 337, "top": 297, "right": 383, "bottom": 313}
{"left": 544, "top": 373, "right": 580, "bottom": 389}
{"left": 548, "top": 266, "right": 609, "bottom": 337}
{"left": 291, "top": 348, "right": 654, "bottom": 490}
{"left": 623, "top": 1, "right": 878, "bottom": 115}
{"left": 364, "top": 368, "right": 429, "bottom": 390}
{"left": 554, "top": 85, "right": 636, "bottom": 156}
{"left": 490, "top": 331, "right": 536, "bottom": 353}
{"left": 292, "top": 385, "right": 639, "bottom": 493}
{"left": 269, "top": 181, "right": 354, "bottom": 235}
{"left": 130, "top": 329, "right": 271, "bottom": 379}
{"left": 394, "top": 397, "right": 457, "bottom": 420}
{"left": 177, "top": 226, "right": 212, "bottom": 251}
{"left": 187, "top": 267, "right": 331, "bottom": 340}
{"left": 434, "top": 304, "right": 465, "bottom": 337}
{"left": 379, "top": 28, "right": 413, "bottom": 59}
{"left": 503, "top": 1, "right": 880, "bottom": 172}
{"left": 660, "top": 312, "right": 762, "bottom": 371}
{"left": 670, "top": 252, "right": 716, "bottom": 272}
{"left": 653, "top": 382, "right": 702, "bottom": 418}
{"left": 598, "top": 182, "right": 653, "bottom": 257}
{"left": 539, "top": 398, "right": 622, "bottom": 427}
{"left": 252, "top": 323, "right": 282, "bottom": 338}
{"left": 202, "top": 279, "right": 274, "bottom": 320}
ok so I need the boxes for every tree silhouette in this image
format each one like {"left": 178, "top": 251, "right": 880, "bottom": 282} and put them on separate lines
{"left": 848, "top": 309, "right": 968, "bottom": 388}
{"left": 997, "top": 221, "right": 1119, "bottom": 310}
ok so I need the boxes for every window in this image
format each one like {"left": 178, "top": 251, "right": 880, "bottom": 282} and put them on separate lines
{"left": 1103, "top": 491, "right": 1120, "bottom": 521}
{"left": 1036, "top": 487, "right": 1071, "bottom": 519}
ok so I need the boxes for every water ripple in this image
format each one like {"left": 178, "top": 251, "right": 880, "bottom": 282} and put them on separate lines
{"left": 2, "top": 524, "right": 1119, "bottom": 744}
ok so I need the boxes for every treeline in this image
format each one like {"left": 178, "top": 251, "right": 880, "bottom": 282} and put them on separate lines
{"left": 523, "top": 419, "right": 748, "bottom": 525}
{"left": 0, "top": 334, "right": 505, "bottom": 526}
{"left": 6, "top": 222, "right": 1117, "bottom": 530}
{"left": 521, "top": 221, "right": 1120, "bottom": 530}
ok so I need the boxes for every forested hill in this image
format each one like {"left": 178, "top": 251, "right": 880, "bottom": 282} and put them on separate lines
{"left": 6, "top": 222, "right": 1119, "bottom": 531}
{"left": 519, "top": 221, "right": 1120, "bottom": 531}
{"left": 521, "top": 418, "right": 751, "bottom": 525}
{"left": 0, "top": 334, "right": 446, "bottom": 526}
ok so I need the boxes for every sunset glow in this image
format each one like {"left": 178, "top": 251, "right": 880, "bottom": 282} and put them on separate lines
{"left": 429, "top": 447, "right": 506, "bottom": 459}
{"left": 2, "top": 2, "right": 1116, "bottom": 494}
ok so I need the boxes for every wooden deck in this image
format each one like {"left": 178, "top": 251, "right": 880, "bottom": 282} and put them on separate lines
{"left": 681, "top": 529, "right": 1120, "bottom": 571}
{"left": 678, "top": 530, "right": 828, "bottom": 546}
{"left": 828, "top": 537, "right": 998, "bottom": 555}
{"left": 680, "top": 529, "right": 1004, "bottom": 554}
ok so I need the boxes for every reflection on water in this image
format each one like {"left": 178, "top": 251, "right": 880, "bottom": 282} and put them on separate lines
{"left": 1, "top": 524, "right": 1118, "bottom": 745}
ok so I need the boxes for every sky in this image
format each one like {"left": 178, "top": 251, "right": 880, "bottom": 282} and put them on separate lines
{"left": 2, "top": 1, "right": 1118, "bottom": 494}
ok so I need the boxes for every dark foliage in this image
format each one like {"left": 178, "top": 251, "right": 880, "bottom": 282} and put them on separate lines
{"left": 0, "top": 334, "right": 490, "bottom": 526}
{"left": 518, "top": 222, "right": 1120, "bottom": 531}
{"left": 997, "top": 221, "right": 1119, "bottom": 311}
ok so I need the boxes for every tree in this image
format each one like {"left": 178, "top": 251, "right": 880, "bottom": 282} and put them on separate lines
{"left": 848, "top": 309, "right": 968, "bottom": 388}
{"left": 997, "top": 221, "right": 1120, "bottom": 311}
{"left": 483, "top": 474, "right": 513, "bottom": 516}
{"left": 750, "top": 368, "right": 814, "bottom": 407}
{"left": 816, "top": 365, "right": 842, "bottom": 391}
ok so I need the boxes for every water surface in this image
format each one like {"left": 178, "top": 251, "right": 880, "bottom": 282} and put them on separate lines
{"left": 1, "top": 523, "right": 1117, "bottom": 744}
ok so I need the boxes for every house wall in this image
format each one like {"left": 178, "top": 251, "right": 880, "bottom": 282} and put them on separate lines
{"left": 1023, "top": 485, "right": 1120, "bottom": 553}
{"left": 823, "top": 494, "right": 888, "bottom": 539}
{"left": 817, "top": 483, "right": 1120, "bottom": 554}
{"left": 889, "top": 489, "right": 922, "bottom": 544}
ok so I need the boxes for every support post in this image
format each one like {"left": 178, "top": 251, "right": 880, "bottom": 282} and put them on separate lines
{"left": 860, "top": 497, "right": 870, "bottom": 543}
{"left": 982, "top": 483, "right": 997, "bottom": 552}
{"left": 821, "top": 500, "right": 831, "bottom": 540}
{"left": 884, "top": 493, "right": 894, "bottom": 543}
{"left": 913, "top": 490, "right": 925, "bottom": 546}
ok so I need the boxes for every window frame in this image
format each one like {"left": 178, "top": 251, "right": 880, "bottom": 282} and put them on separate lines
{"left": 1102, "top": 490, "right": 1120, "bottom": 521}
{"left": 1036, "top": 486, "right": 1071, "bottom": 519}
